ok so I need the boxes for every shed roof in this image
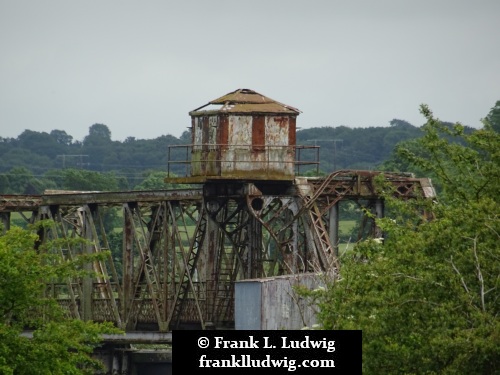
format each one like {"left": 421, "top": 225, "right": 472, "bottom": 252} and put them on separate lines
{"left": 189, "top": 88, "right": 301, "bottom": 116}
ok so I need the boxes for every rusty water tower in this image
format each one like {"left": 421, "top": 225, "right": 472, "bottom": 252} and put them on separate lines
{"left": 166, "top": 88, "right": 318, "bottom": 184}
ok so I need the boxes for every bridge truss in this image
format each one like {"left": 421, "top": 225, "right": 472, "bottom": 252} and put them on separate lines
{"left": 0, "top": 170, "right": 435, "bottom": 332}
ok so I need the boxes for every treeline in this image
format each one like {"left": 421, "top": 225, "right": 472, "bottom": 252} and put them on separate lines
{"left": 1, "top": 109, "right": 496, "bottom": 195}
{"left": 296, "top": 119, "right": 429, "bottom": 172}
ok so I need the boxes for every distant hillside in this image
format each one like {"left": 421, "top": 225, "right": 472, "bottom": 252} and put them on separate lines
{"left": 296, "top": 119, "right": 424, "bottom": 173}
{"left": 0, "top": 119, "right": 478, "bottom": 193}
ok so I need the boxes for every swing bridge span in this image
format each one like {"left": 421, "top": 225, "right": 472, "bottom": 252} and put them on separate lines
{"left": 1, "top": 170, "right": 435, "bottom": 334}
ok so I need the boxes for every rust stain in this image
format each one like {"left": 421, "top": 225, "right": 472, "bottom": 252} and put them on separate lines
{"left": 179, "top": 88, "right": 304, "bottom": 181}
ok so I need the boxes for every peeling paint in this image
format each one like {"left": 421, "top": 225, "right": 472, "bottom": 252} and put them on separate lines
{"left": 189, "top": 89, "right": 298, "bottom": 180}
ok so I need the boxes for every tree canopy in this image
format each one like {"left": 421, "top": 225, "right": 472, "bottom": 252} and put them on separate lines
{"left": 301, "top": 104, "right": 500, "bottom": 374}
{"left": 485, "top": 100, "right": 500, "bottom": 133}
{"left": 0, "top": 223, "right": 120, "bottom": 374}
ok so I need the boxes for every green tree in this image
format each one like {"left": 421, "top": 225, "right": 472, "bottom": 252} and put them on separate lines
{"left": 0, "top": 167, "right": 44, "bottom": 194}
{"left": 303, "top": 105, "right": 500, "bottom": 374}
{"left": 85, "top": 123, "right": 112, "bottom": 142}
{"left": 61, "top": 169, "right": 121, "bottom": 191}
{"left": 17, "top": 130, "right": 66, "bottom": 160}
{"left": 133, "top": 170, "right": 169, "bottom": 190}
{"left": 0, "top": 223, "right": 119, "bottom": 374}
{"left": 82, "top": 124, "right": 114, "bottom": 171}
{"left": 50, "top": 129, "right": 74, "bottom": 146}
{"left": 485, "top": 100, "right": 500, "bottom": 133}
{"left": 0, "top": 149, "right": 54, "bottom": 178}
{"left": 134, "top": 170, "right": 190, "bottom": 190}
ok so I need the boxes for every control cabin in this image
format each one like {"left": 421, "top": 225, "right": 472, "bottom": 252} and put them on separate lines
{"left": 166, "top": 88, "right": 314, "bottom": 184}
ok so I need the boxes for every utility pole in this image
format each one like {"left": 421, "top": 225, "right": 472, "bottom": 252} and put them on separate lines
{"left": 56, "top": 154, "right": 89, "bottom": 169}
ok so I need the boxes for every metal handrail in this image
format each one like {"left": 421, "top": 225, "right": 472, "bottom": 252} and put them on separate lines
{"left": 166, "top": 144, "right": 320, "bottom": 178}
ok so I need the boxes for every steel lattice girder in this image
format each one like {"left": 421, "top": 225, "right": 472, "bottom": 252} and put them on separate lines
{"left": 1, "top": 172, "right": 435, "bottom": 331}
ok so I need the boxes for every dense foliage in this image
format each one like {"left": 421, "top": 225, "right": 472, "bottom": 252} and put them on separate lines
{"left": 0, "top": 124, "right": 187, "bottom": 193}
{"left": 300, "top": 105, "right": 500, "bottom": 374}
{"left": 0, "top": 223, "right": 120, "bottom": 374}
{"left": 0, "top": 127, "right": 194, "bottom": 373}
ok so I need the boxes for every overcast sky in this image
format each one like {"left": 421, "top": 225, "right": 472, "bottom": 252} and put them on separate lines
{"left": 1, "top": 0, "right": 498, "bottom": 142}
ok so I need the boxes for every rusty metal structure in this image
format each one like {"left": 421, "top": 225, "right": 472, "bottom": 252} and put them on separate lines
{"left": 0, "top": 171, "right": 435, "bottom": 332}
{"left": 167, "top": 88, "right": 319, "bottom": 182}
{"left": 0, "top": 89, "right": 436, "bottom": 334}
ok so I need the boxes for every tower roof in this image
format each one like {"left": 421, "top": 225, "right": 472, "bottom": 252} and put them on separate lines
{"left": 189, "top": 88, "right": 301, "bottom": 116}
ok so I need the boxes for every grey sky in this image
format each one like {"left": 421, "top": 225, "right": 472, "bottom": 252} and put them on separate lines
{"left": 1, "top": 0, "right": 498, "bottom": 142}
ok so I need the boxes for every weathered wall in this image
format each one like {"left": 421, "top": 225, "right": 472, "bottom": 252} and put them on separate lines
{"left": 235, "top": 273, "right": 323, "bottom": 330}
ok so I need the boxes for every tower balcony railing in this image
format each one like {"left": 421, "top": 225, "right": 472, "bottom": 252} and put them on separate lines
{"left": 166, "top": 144, "right": 320, "bottom": 181}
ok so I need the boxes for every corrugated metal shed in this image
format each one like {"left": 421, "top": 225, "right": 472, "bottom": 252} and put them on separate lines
{"left": 235, "top": 273, "right": 323, "bottom": 330}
